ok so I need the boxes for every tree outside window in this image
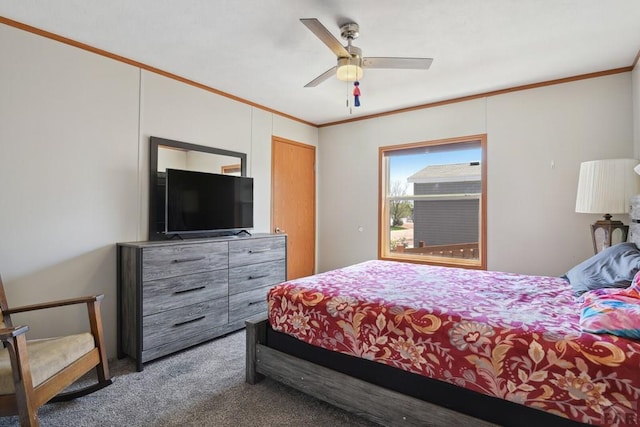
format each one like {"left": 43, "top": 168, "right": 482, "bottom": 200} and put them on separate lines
{"left": 389, "top": 181, "right": 412, "bottom": 227}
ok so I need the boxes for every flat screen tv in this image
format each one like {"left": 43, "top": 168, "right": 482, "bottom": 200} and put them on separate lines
{"left": 165, "top": 168, "right": 253, "bottom": 235}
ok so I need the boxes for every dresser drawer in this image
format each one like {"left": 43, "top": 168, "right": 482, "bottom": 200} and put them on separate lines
{"left": 143, "top": 298, "right": 228, "bottom": 350}
{"left": 228, "top": 260, "right": 285, "bottom": 295}
{"left": 229, "top": 236, "right": 286, "bottom": 267}
{"left": 229, "top": 286, "right": 270, "bottom": 323}
{"left": 142, "top": 270, "right": 228, "bottom": 316}
{"left": 142, "top": 242, "right": 228, "bottom": 281}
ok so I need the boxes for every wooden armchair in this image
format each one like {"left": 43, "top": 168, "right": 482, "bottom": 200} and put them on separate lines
{"left": 0, "top": 275, "right": 112, "bottom": 426}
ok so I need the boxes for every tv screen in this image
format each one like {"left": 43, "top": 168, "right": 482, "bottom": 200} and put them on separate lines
{"left": 165, "top": 168, "right": 253, "bottom": 234}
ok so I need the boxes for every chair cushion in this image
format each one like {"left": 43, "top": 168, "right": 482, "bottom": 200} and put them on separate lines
{"left": 0, "top": 332, "right": 95, "bottom": 395}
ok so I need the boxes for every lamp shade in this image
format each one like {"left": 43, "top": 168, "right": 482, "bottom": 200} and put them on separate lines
{"left": 336, "top": 57, "right": 363, "bottom": 82}
{"left": 575, "top": 158, "right": 640, "bottom": 214}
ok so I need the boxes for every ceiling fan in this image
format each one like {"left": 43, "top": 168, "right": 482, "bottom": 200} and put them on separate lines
{"left": 300, "top": 18, "right": 433, "bottom": 87}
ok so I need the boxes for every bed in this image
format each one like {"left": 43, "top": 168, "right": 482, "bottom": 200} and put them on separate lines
{"left": 246, "top": 258, "right": 640, "bottom": 426}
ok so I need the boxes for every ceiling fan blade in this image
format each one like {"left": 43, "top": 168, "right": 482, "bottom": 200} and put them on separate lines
{"left": 300, "top": 18, "right": 351, "bottom": 58}
{"left": 362, "top": 57, "right": 433, "bottom": 70}
{"left": 304, "top": 66, "right": 337, "bottom": 87}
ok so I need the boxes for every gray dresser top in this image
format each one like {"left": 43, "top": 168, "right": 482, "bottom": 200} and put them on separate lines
{"left": 117, "top": 233, "right": 284, "bottom": 249}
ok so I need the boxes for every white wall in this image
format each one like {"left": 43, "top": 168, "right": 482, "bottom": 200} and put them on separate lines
{"left": 487, "top": 74, "right": 633, "bottom": 274}
{"left": 633, "top": 63, "right": 640, "bottom": 157}
{"left": 273, "top": 114, "right": 319, "bottom": 145}
{"left": 318, "top": 73, "right": 634, "bottom": 276}
{"left": 0, "top": 25, "right": 140, "bottom": 353}
{"left": 250, "top": 109, "right": 277, "bottom": 234}
{"left": 0, "top": 23, "right": 318, "bottom": 358}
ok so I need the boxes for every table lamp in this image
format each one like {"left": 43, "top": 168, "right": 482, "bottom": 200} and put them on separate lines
{"left": 575, "top": 158, "right": 640, "bottom": 253}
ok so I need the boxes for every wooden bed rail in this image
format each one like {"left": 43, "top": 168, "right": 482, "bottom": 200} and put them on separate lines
{"left": 245, "top": 318, "right": 497, "bottom": 427}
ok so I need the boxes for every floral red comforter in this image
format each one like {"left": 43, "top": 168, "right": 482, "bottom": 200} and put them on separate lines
{"left": 267, "top": 260, "right": 640, "bottom": 426}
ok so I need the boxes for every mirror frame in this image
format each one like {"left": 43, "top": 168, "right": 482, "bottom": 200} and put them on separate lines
{"left": 148, "top": 136, "right": 247, "bottom": 240}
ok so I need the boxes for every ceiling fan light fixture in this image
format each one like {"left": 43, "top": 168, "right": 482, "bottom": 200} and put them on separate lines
{"left": 336, "top": 58, "right": 363, "bottom": 82}
{"left": 300, "top": 18, "right": 432, "bottom": 88}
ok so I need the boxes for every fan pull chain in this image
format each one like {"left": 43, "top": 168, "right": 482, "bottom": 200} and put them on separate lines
{"left": 346, "top": 73, "right": 352, "bottom": 114}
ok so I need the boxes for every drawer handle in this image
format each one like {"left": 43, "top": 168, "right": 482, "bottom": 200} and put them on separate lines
{"left": 248, "top": 274, "right": 268, "bottom": 280}
{"left": 173, "top": 286, "right": 206, "bottom": 295}
{"left": 173, "top": 316, "right": 206, "bottom": 327}
{"left": 172, "top": 256, "right": 206, "bottom": 264}
{"left": 248, "top": 248, "right": 270, "bottom": 254}
{"left": 248, "top": 300, "right": 264, "bottom": 306}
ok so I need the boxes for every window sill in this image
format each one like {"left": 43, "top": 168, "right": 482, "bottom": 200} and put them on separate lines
{"left": 379, "top": 254, "right": 486, "bottom": 270}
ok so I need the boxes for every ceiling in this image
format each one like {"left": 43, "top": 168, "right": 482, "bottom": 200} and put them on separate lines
{"left": 2, "top": 1, "right": 640, "bottom": 126}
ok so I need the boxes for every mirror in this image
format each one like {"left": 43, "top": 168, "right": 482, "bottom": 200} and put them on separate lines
{"left": 149, "top": 136, "right": 247, "bottom": 240}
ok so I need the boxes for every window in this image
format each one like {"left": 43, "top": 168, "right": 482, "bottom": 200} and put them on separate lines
{"left": 379, "top": 135, "right": 487, "bottom": 269}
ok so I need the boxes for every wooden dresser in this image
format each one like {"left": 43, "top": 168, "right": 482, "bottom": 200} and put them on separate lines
{"left": 117, "top": 234, "right": 286, "bottom": 371}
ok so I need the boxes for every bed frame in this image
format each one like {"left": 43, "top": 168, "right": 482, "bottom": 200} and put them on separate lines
{"left": 246, "top": 317, "right": 589, "bottom": 427}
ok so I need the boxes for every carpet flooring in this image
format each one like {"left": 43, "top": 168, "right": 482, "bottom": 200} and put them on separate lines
{"left": 0, "top": 330, "right": 377, "bottom": 426}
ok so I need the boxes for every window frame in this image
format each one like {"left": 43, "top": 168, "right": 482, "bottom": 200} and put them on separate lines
{"left": 378, "top": 134, "right": 487, "bottom": 270}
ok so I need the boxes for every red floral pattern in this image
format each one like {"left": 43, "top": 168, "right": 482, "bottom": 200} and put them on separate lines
{"left": 268, "top": 260, "right": 640, "bottom": 426}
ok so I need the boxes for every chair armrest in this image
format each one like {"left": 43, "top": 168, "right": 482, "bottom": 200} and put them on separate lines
{"left": 0, "top": 325, "right": 29, "bottom": 341}
{"left": 4, "top": 294, "right": 104, "bottom": 315}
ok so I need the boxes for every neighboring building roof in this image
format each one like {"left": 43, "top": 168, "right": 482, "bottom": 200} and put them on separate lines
{"left": 407, "top": 162, "right": 481, "bottom": 183}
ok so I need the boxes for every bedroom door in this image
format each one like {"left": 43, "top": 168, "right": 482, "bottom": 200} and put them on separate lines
{"left": 272, "top": 136, "right": 316, "bottom": 280}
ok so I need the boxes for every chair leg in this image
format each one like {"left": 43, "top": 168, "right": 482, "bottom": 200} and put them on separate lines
{"left": 95, "top": 357, "right": 110, "bottom": 385}
{"left": 7, "top": 335, "right": 40, "bottom": 427}
{"left": 87, "top": 299, "right": 111, "bottom": 384}
{"left": 17, "top": 404, "right": 39, "bottom": 427}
